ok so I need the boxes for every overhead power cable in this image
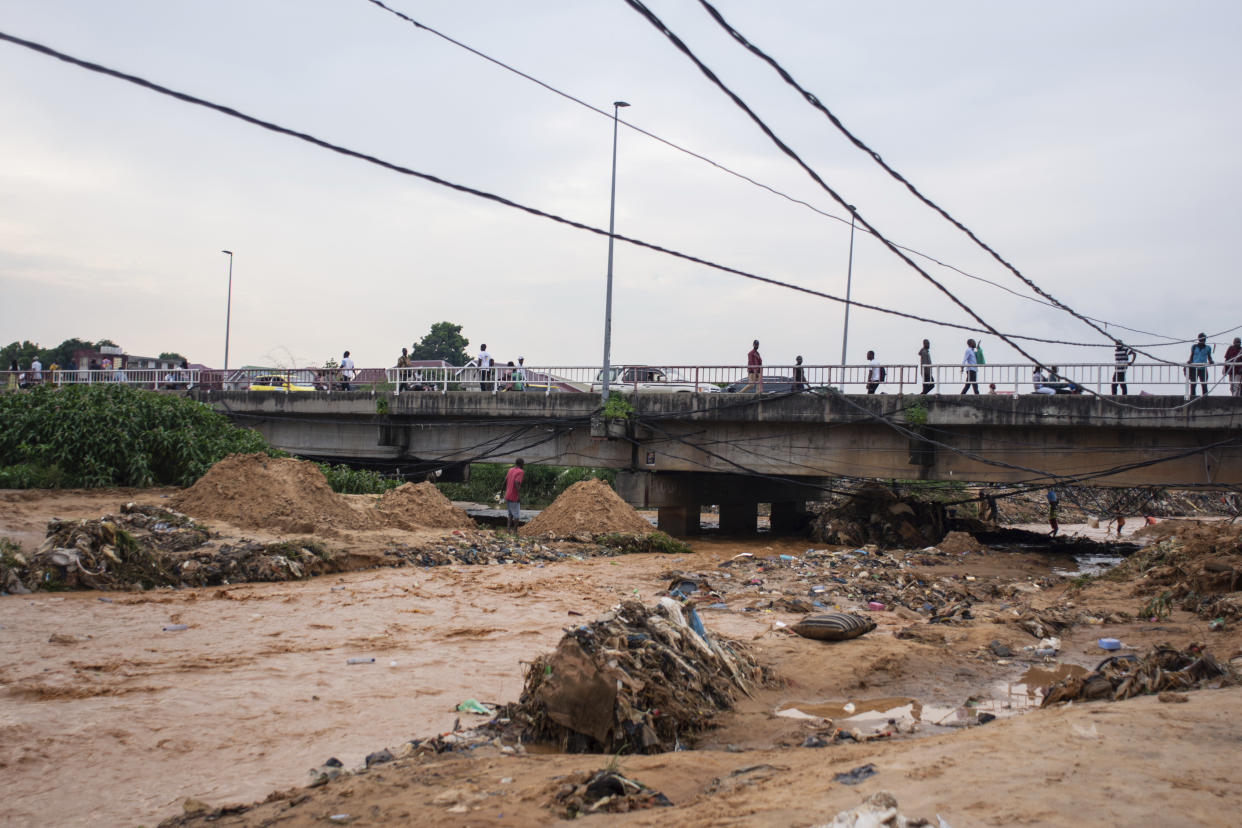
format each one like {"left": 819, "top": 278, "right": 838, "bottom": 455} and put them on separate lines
{"left": 0, "top": 29, "right": 1123, "bottom": 350}
{"left": 362, "top": 0, "right": 1196, "bottom": 348}
{"left": 687, "top": 0, "right": 1185, "bottom": 357}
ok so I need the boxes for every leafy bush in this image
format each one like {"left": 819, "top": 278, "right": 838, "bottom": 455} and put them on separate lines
{"left": 316, "top": 463, "right": 402, "bottom": 494}
{"left": 0, "top": 384, "right": 275, "bottom": 488}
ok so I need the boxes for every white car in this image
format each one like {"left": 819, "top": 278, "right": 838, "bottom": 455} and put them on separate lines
{"left": 590, "top": 365, "right": 721, "bottom": 394}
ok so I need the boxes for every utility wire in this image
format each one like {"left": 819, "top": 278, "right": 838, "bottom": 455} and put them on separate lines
{"left": 0, "top": 28, "right": 1128, "bottom": 350}
{"left": 362, "top": 0, "right": 1199, "bottom": 348}
{"left": 688, "top": 0, "right": 1199, "bottom": 357}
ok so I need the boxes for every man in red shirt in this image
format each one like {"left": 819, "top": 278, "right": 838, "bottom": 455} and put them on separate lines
{"left": 739, "top": 339, "right": 763, "bottom": 393}
{"left": 504, "top": 458, "right": 525, "bottom": 531}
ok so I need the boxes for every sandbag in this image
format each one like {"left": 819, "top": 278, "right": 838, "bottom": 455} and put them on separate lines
{"left": 792, "top": 612, "right": 876, "bottom": 642}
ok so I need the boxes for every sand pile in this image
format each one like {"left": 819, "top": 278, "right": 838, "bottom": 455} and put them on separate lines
{"left": 519, "top": 478, "right": 653, "bottom": 538}
{"left": 171, "top": 454, "right": 367, "bottom": 534}
{"left": 376, "top": 482, "right": 474, "bottom": 530}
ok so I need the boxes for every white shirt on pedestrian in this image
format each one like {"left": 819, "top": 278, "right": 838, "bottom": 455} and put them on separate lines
{"left": 962, "top": 348, "right": 977, "bottom": 367}
{"left": 340, "top": 356, "right": 355, "bottom": 379}
{"left": 868, "top": 359, "right": 881, "bottom": 382}
{"left": 477, "top": 349, "right": 492, "bottom": 368}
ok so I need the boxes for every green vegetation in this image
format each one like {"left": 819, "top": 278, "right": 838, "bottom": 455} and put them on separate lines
{"left": 2, "top": 338, "right": 182, "bottom": 370}
{"left": 316, "top": 463, "right": 402, "bottom": 495}
{"left": 437, "top": 463, "right": 616, "bottom": 507}
{"left": 411, "top": 321, "right": 470, "bottom": 365}
{"left": 904, "top": 402, "right": 928, "bottom": 427}
{"left": 601, "top": 392, "right": 635, "bottom": 420}
{"left": 0, "top": 384, "right": 274, "bottom": 488}
{"left": 595, "top": 531, "right": 691, "bottom": 555}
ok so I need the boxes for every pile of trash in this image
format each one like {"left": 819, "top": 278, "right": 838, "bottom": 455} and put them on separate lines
{"left": 384, "top": 533, "right": 622, "bottom": 567}
{"left": 1115, "top": 522, "right": 1242, "bottom": 619}
{"left": 171, "top": 453, "right": 365, "bottom": 534}
{"left": 1, "top": 504, "right": 208, "bottom": 592}
{"left": 519, "top": 478, "right": 654, "bottom": 538}
{"left": 1040, "top": 645, "right": 1238, "bottom": 705}
{"left": 547, "top": 769, "right": 672, "bottom": 819}
{"left": 499, "top": 598, "right": 767, "bottom": 754}
{"left": 376, "top": 482, "right": 474, "bottom": 530}
{"left": 811, "top": 484, "right": 948, "bottom": 548}
{"left": 812, "top": 791, "right": 944, "bottom": 828}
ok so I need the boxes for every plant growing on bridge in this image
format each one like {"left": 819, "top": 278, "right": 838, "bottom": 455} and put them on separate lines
{"left": 0, "top": 384, "right": 274, "bottom": 488}
{"left": 903, "top": 401, "right": 928, "bottom": 427}
{"left": 601, "top": 392, "right": 635, "bottom": 421}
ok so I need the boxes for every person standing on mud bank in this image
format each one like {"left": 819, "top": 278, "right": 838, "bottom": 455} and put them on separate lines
{"left": 918, "top": 339, "right": 934, "bottom": 394}
{"left": 961, "top": 339, "right": 979, "bottom": 394}
{"left": 1047, "top": 488, "right": 1059, "bottom": 537}
{"left": 504, "top": 458, "right": 525, "bottom": 531}
{"left": 739, "top": 340, "right": 763, "bottom": 393}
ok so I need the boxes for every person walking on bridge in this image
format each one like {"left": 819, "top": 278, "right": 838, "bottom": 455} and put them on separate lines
{"left": 504, "top": 458, "right": 525, "bottom": 532}
{"left": 1187, "top": 333, "right": 1213, "bottom": 398}
{"left": 739, "top": 340, "right": 763, "bottom": 393}
{"left": 960, "top": 339, "right": 979, "bottom": 394}
{"left": 792, "top": 355, "right": 807, "bottom": 392}
{"left": 1112, "top": 340, "right": 1135, "bottom": 395}
{"left": 918, "top": 339, "right": 934, "bottom": 394}
{"left": 477, "top": 344, "right": 494, "bottom": 392}
{"left": 1224, "top": 337, "right": 1241, "bottom": 397}
{"left": 339, "top": 350, "right": 355, "bottom": 391}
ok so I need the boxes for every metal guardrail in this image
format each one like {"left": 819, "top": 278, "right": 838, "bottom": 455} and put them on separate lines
{"left": 3, "top": 362, "right": 1236, "bottom": 397}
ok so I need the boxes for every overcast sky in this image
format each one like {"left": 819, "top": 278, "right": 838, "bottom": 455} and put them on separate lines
{"left": 1, "top": 0, "right": 1239, "bottom": 371}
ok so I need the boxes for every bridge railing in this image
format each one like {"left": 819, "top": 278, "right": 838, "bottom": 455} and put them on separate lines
{"left": 0, "top": 369, "right": 202, "bottom": 390}
{"left": 3, "top": 361, "right": 1234, "bottom": 397}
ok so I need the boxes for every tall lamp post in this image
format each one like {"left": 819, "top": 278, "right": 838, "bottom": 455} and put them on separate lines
{"left": 600, "top": 100, "right": 630, "bottom": 402}
{"left": 221, "top": 250, "right": 234, "bottom": 371}
{"left": 838, "top": 205, "right": 857, "bottom": 367}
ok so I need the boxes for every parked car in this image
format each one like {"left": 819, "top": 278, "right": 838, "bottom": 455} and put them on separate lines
{"left": 248, "top": 373, "right": 316, "bottom": 392}
{"left": 590, "top": 365, "right": 720, "bottom": 394}
{"left": 723, "top": 375, "right": 801, "bottom": 393}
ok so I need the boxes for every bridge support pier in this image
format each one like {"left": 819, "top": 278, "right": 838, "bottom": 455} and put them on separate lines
{"left": 657, "top": 506, "right": 699, "bottom": 536}
{"left": 771, "top": 501, "right": 810, "bottom": 533}
{"left": 719, "top": 502, "right": 758, "bottom": 534}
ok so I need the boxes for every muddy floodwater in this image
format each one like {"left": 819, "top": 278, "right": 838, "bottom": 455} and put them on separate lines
{"left": 2, "top": 490, "right": 1242, "bottom": 827}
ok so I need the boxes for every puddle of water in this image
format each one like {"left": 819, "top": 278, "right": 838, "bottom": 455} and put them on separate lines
{"left": 1053, "top": 552, "right": 1124, "bottom": 578}
{"left": 779, "top": 697, "right": 922, "bottom": 723}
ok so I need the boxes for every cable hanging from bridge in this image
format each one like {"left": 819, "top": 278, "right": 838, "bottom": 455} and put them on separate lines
{"left": 684, "top": 0, "right": 1202, "bottom": 355}
{"left": 361, "top": 0, "right": 1202, "bottom": 348}
{"left": 0, "top": 27, "right": 1139, "bottom": 353}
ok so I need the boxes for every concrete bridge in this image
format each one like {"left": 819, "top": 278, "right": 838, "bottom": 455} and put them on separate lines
{"left": 197, "top": 389, "right": 1241, "bottom": 533}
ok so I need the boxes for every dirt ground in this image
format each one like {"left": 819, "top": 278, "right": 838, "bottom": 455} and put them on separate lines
{"left": 2, "top": 489, "right": 1241, "bottom": 827}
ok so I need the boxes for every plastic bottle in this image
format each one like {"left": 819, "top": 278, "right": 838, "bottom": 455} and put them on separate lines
{"left": 346, "top": 657, "right": 375, "bottom": 664}
{"left": 162, "top": 624, "right": 188, "bottom": 632}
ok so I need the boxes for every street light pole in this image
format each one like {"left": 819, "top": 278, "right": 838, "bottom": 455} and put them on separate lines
{"left": 221, "top": 250, "right": 234, "bottom": 371}
{"left": 838, "top": 206, "right": 857, "bottom": 367}
{"left": 600, "top": 100, "right": 629, "bottom": 402}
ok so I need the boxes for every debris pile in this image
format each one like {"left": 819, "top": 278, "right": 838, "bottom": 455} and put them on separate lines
{"left": 548, "top": 769, "right": 672, "bottom": 819}
{"left": 375, "top": 482, "right": 474, "bottom": 530}
{"left": 1040, "top": 645, "right": 1238, "bottom": 705}
{"left": 519, "top": 478, "right": 654, "bottom": 538}
{"left": 1116, "top": 522, "right": 1242, "bottom": 619}
{"left": 812, "top": 790, "right": 940, "bottom": 828}
{"left": 1, "top": 504, "right": 206, "bottom": 592}
{"left": 811, "top": 484, "right": 947, "bottom": 547}
{"left": 500, "top": 598, "right": 767, "bottom": 753}
{"left": 171, "top": 454, "right": 367, "bottom": 534}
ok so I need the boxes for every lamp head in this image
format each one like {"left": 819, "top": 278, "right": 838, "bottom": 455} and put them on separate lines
{"left": 613, "top": 101, "right": 630, "bottom": 108}
{"left": 221, "top": 249, "right": 233, "bottom": 255}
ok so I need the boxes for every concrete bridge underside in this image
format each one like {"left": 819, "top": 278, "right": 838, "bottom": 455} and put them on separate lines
{"left": 198, "top": 390, "right": 1242, "bottom": 534}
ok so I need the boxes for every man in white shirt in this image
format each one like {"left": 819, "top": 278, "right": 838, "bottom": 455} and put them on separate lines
{"left": 30, "top": 357, "right": 42, "bottom": 384}
{"left": 339, "top": 350, "right": 355, "bottom": 391}
{"left": 960, "top": 339, "right": 979, "bottom": 394}
{"left": 865, "top": 350, "right": 881, "bottom": 394}
{"left": 477, "top": 344, "right": 493, "bottom": 391}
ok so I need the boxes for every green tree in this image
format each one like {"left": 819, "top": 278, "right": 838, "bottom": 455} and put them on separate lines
{"left": 0, "top": 340, "right": 41, "bottom": 369}
{"left": 411, "top": 321, "right": 469, "bottom": 365}
{"left": 158, "top": 352, "right": 188, "bottom": 364}
{"left": 44, "top": 338, "right": 95, "bottom": 368}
